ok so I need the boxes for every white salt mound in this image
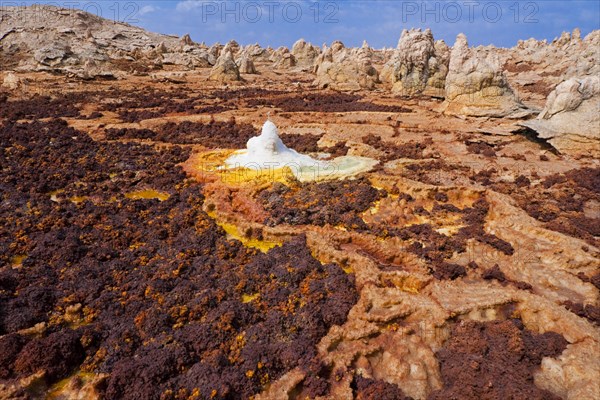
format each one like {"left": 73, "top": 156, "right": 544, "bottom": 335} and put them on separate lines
{"left": 224, "top": 119, "right": 378, "bottom": 181}
{"left": 225, "top": 120, "right": 324, "bottom": 170}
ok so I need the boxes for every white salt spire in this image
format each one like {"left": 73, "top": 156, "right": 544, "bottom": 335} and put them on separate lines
{"left": 224, "top": 119, "right": 325, "bottom": 170}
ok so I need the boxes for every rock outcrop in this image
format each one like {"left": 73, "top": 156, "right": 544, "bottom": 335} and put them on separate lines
{"left": 275, "top": 53, "right": 297, "bottom": 69}
{"left": 270, "top": 47, "right": 296, "bottom": 69}
{"left": 521, "top": 76, "right": 600, "bottom": 157}
{"left": 242, "top": 43, "right": 269, "bottom": 62}
{"left": 208, "top": 50, "right": 240, "bottom": 82}
{"left": 503, "top": 29, "right": 600, "bottom": 107}
{"left": 291, "top": 39, "right": 320, "bottom": 69}
{"left": 443, "top": 34, "right": 525, "bottom": 117}
{"left": 381, "top": 29, "right": 449, "bottom": 97}
{"left": 2, "top": 72, "right": 23, "bottom": 89}
{"left": 180, "top": 33, "right": 194, "bottom": 46}
{"left": 222, "top": 40, "right": 241, "bottom": 56}
{"left": 427, "top": 40, "right": 451, "bottom": 97}
{"left": 207, "top": 43, "right": 223, "bottom": 64}
{"left": 162, "top": 53, "right": 211, "bottom": 69}
{"left": 0, "top": 5, "right": 211, "bottom": 76}
{"left": 236, "top": 49, "right": 258, "bottom": 74}
{"left": 313, "top": 41, "right": 379, "bottom": 91}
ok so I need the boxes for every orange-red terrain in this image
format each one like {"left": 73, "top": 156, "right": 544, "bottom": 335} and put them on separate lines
{"left": 0, "top": 69, "right": 598, "bottom": 400}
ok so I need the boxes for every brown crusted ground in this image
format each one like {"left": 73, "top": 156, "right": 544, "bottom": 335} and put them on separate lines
{"left": 490, "top": 167, "right": 600, "bottom": 247}
{"left": 363, "top": 133, "right": 431, "bottom": 161}
{"left": 99, "top": 88, "right": 411, "bottom": 122}
{"left": 258, "top": 177, "right": 386, "bottom": 230}
{"left": 247, "top": 92, "right": 413, "bottom": 113}
{"left": 96, "top": 87, "right": 263, "bottom": 122}
{"left": 482, "top": 265, "right": 533, "bottom": 291}
{"left": 106, "top": 122, "right": 350, "bottom": 157}
{"left": 0, "top": 94, "right": 82, "bottom": 120}
{"left": 466, "top": 141, "right": 497, "bottom": 157}
{"left": 591, "top": 272, "right": 600, "bottom": 290}
{"left": 352, "top": 375, "right": 413, "bottom": 400}
{"left": 279, "top": 133, "right": 349, "bottom": 157}
{"left": 106, "top": 118, "right": 256, "bottom": 148}
{"left": 369, "top": 196, "right": 514, "bottom": 280}
{"left": 400, "top": 160, "right": 472, "bottom": 186}
{"left": 0, "top": 86, "right": 227, "bottom": 123}
{"left": 1, "top": 69, "right": 598, "bottom": 400}
{"left": 253, "top": 174, "right": 509, "bottom": 283}
{"left": 429, "top": 319, "right": 567, "bottom": 400}
{"left": 100, "top": 87, "right": 232, "bottom": 116}
{"left": 279, "top": 132, "right": 322, "bottom": 152}
{"left": 562, "top": 301, "right": 600, "bottom": 326}
{"left": 0, "top": 118, "right": 357, "bottom": 399}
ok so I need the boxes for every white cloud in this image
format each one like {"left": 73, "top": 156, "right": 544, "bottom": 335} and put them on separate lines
{"left": 139, "top": 5, "right": 157, "bottom": 15}
{"left": 175, "top": 1, "right": 203, "bottom": 12}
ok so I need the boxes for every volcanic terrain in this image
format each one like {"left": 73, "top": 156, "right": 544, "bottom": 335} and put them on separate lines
{"left": 1, "top": 5, "right": 599, "bottom": 400}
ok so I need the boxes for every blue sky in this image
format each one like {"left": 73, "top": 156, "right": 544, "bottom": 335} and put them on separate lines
{"left": 9, "top": 1, "right": 600, "bottom": 48}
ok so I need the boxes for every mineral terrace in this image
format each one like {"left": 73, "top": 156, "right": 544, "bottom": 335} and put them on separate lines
{"left": 0, "top": 5, "right": 599, "bottom": 400}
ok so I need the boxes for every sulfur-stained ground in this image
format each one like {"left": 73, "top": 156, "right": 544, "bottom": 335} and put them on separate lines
{"left": 0, "top": 67, "right": 598, "bottom": 399}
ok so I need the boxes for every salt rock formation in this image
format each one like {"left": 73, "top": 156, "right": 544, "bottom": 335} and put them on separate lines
{"left": 235, "top": 43, "right": 269, "bottom": 63}
{"left": 365, "top": 40, "right": 387, "bottom": 64}
{"left": 2, "top": 72, "right": 22, "bottom": 89}
{"left": 161, "top": 52, "right": 211, "bottom": 69}
{"left": 274, "top": 53, "right": 296, "bottom": 69}
{"left": 381, "top": 29, "right": 449, "bottom": 97}
{"left": 313, "top": 41, "right": 379, "bottom": 91}
{"left": 270, "top": 47, "right": 296, "bottom": 69}
{"left": 236, "top": 49, "right": 257, "bottom": 74}
{"left": 0, "top": 5, "right": 211, "bottom": 75}
{"left": 208, "top": 50, "right": 240, "bottom": 82}
{"left": 522, "top": 76, "right": 600, "bottom": 157}
{"left": 207, "top": 43, "right": 223, "bottom": 65}
{"left": 180, "top": 33, "right": 194, "bottom": 46}
{"left": 67, "top": 59, "right": 120, "bottom": 80}
{"left": 496, "top": 29, "right": 600, "bottom": 110}
{"left": 247, "top": 44, "right": 269, "bottom": 61}
{"left": 222, "top": 40, "right": 241, "bottom": 56}
{"left": 427, "top": 40, "right": 451, "bottom": 96}
{"left": 149, "top": 71, "right": 187, "bottom": 84}
{"left": 224, "top": 119, "right": 377, "bottom": 181}
{"left": 269, "top": 47, "right": 287, "bottom": 61}
{"left": 443, "top": 34, "right": 525, "bottom": 117}
{"left": 291, "top": 38, "right": 320, "bottom": 69}
{"left": 506, "top": 29, "right": 600, "bottom": 100}
{"left": 225, "top": 120, "right": 325, "bottom": 170}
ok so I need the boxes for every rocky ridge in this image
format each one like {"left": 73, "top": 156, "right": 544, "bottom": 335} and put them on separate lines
{"left": 1, "top": 5, "right": 598, "bottom": 151}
